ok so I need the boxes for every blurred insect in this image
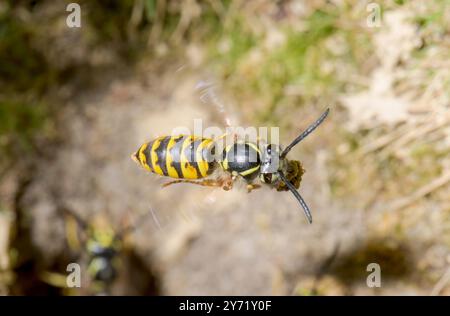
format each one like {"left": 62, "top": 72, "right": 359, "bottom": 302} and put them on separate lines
{"left": 132, "top": 106, "right": 329, "bottom": 223}
{"left": 41, "top": 207, "right": 151, "bottom": 295}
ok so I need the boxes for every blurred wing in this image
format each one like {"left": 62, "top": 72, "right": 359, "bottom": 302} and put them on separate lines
{"left": 195, "top": 80, "right": 237, "bottom": 128}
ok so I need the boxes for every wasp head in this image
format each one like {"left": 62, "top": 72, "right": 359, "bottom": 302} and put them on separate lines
{"left": 259, "top": 108, "right": 330, "bottom": 224}
{"left": 259, "top": 144, "right": 304, "bottom": 190}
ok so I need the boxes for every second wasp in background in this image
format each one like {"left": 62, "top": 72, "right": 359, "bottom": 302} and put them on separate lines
{"left": 41, "top": 207, "right": 159, "bottom": 295}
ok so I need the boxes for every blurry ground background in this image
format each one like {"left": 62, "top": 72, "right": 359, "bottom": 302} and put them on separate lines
{"left": 0, "top": 0, "right": 450, "bottom": 295}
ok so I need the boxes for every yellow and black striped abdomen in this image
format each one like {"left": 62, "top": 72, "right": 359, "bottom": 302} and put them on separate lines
{"left": 134, "top": 135, "right": 216, "bottom": 179}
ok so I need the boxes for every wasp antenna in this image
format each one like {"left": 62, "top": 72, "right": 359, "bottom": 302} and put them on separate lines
{"left": 280, "top": 108, "right": 330, "bottom": 159}
{"left": 278, "top": 171, "right": 313, "bottom": 224}
{"left": 57, "top": 206, "right": 89, "bottom": 231}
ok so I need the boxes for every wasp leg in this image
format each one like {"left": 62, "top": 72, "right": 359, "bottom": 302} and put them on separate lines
{"left": 163, "top": 177, "right": 233, "bottom": 191}
{"left": 221, "top": 176, "right": 233, "bottom": 191}
{"left": 40, "top": 271, "right": 71, "bottom": 288}
{"left": 162, "top": 179, "right": 200, "bottom": 187}
{"left": 65, "top": 213, "right": 82, "bottom": 252}
{"left": 246, "top": 183, "right": 261, "bottom": 193}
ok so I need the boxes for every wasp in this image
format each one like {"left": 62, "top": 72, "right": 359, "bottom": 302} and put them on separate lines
{"left": 132, "top": 108, "right": 329, "bottom": 223}
{"left": 80, "top": 217, "right": 121, "bottom": 293}
{"left": 40, "top": 207, "right": 152, "bottom": 295}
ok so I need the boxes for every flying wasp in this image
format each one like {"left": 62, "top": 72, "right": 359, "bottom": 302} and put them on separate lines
{"left": 132, "top": 108, "right": 329, "bottom": 223}
{"left": 40, "top": 206, "right": 154, "bottom": 295}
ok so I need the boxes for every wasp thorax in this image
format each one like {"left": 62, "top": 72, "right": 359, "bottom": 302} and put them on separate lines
{"left": 221, "top": 142, "right": 261, "bottom": 181}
